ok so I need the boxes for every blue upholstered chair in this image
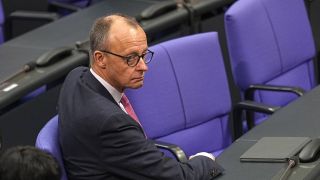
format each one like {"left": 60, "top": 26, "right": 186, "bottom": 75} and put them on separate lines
{"left": 35, "top": 115, "right": 68, "bottom": 180}
{"left": 47, "top": 0, "right": 100, "bottom": 15}
{"left": 49, "top": 0, "right": 91, "bottom": 8}
{"left": 126, "top": 32, "right": 233, "bottom": 157}
{"left": 224, "top": 0, "right": 316, "bottom": 129}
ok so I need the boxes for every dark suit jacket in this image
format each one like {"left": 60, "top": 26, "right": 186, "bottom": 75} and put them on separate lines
{"left": 59, "top": 67, "right": 221, "bottom": 180}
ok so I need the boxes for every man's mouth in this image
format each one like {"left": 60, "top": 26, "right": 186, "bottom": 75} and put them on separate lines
{"left": 132, "top": 76, "right": 144, "bottom": 81}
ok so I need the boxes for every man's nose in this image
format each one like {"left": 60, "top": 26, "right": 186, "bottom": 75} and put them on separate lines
{"left": 136, "top": 57, "right": 148, "bottom": 71}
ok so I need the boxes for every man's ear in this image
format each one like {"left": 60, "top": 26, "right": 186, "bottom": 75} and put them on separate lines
{"left": 93, "top": 51, "right": 107, "bottom": 69}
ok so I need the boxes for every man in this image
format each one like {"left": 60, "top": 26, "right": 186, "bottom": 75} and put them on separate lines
{"left": 0, "top": 146, "right": 61, "bottom": 180}
{"left": 59, "top": 13, "right": 223, "bottom": 180}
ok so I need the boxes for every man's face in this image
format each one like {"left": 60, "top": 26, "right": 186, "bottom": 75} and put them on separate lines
{"left": 94, "top": 22, "right": 148, "bottom": 92}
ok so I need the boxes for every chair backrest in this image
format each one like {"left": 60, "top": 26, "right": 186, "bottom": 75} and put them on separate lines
{"left": 35, "top": 115, "right": 67, "bottom": 180}
{"left": 126, "top": 32, "right": 232, "bottom": 157}
{"left": 225, "top": 0, "right": 316, "bottom": 121}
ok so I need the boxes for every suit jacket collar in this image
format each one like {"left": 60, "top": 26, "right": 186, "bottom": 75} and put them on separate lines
{"left": 80, "top": 67, "right": 146, "bottom": 137}
{"left": 81, "top": 68, "right": 119, "bottom": 106}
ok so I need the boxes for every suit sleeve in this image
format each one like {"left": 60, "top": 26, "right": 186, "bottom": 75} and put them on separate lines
{"left": 99, "top": 113, "right": 219, "bottom": 180}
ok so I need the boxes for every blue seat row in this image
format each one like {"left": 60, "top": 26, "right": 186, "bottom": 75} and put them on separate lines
{"left": 35, "top": 0, "right": 317, "bottom": 179}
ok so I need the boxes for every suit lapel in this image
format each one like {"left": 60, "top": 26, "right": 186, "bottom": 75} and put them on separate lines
{"left": 81, "top": 68, "right": 119, "bottom": 106}
{"left": 80, "top": 68, "right": 146, "bottom": 136}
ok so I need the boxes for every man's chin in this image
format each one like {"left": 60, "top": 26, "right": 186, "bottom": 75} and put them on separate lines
{"left": 127, "top": 82, "right": 144, "bottom": 89}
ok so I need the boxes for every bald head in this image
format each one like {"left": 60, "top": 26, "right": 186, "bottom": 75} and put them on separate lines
{"left": 89, "top": 14, "right": 144, "bottom": 64}
{"left": 89, "top": 14, "right": 148, "bottom": 92}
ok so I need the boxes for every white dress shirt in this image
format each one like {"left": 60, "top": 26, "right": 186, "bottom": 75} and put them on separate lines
{"left": 90, "top": 68, "right": 127, "bottom": 113}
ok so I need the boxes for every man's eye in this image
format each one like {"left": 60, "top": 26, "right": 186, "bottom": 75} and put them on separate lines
{"left": 126, "top": 55, "right": 137, "bottom": 61}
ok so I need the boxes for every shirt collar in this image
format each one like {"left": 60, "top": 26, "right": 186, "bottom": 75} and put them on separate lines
{"left": 90, "top": 68, "right": 123, "bottom": 103}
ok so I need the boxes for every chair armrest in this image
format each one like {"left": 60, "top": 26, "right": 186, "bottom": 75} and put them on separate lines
{"left": 48, "top": 1, "right": 82, "bottom": 12}
{"left": 232, "top": 100, "right": 280, "bottom": 140}
{"left": 75, "top": 39, "right": 90, "bottom": 54}
{"left": 136, "top": 0, "right": 177, "bottom": 21}
{"left": 9, "top": 10, "right": 60, "bottom": 21}
{"left": 152, "top": 140, "right": 188, "bottom": 163}
{"left": 245, "top": 84, "right": 305, "bottom": 101}
{"left": 243, "top": 84, "right": 304, "bottom": 131}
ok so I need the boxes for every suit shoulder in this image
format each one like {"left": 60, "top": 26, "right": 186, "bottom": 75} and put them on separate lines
{"left": 66, "top": 66, "right": 89, "bottom": 79}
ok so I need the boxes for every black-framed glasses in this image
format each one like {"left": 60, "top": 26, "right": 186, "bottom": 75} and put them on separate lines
{"left": 99, "top": 49, "right": 154, "bottom": 67}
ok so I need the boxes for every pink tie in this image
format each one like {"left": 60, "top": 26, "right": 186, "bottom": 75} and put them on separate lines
{"left": 121, "top": 94, "right": 141, "bottom": 125}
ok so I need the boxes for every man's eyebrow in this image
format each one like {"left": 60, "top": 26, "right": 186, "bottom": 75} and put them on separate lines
{"left": 126, "top": 49, "right": 148, "bottom": 56}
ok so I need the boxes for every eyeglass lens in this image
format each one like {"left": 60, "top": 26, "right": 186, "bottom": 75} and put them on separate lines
{"left": 127, "top": 51, "right": 153, "bottom": 66}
